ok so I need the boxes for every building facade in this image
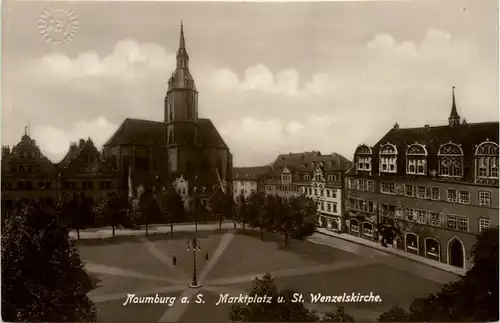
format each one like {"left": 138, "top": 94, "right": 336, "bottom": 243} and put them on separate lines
{"left": 1, "top": 132, "right": 118, "bottom": 209}
{"left": 232, "top": 166, "right": 270, "bottom": 201}
{"left": 345, "top": 88, "right": 499, "bottom": 270}
{"left": 263, "top": 151, "right": 352, "bottom": 231}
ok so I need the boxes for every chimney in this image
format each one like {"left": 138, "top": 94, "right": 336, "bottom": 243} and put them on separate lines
{"left": 393, "top": 122, "right": 400, "bottom": 129}
{"left": 2, "top": 145, "right": 10, "bottom": 158}
{"left": 79, "top": 139, "right": 85, "bottom": 149}
{"left": 424, "top": 124, "right": 430, "bottom": 128}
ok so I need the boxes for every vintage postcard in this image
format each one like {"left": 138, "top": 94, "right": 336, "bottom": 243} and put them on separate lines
{"left": 1, "top": 0, "right": 498, "bottom": 322}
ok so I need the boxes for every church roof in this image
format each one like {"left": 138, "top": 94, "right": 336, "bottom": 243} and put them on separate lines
{"left": 104, "top": 118, "right": 228, "bottom": 149}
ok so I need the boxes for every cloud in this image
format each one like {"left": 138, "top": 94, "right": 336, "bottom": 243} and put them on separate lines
{"left": 32, "top": 117, "right": 118, "bottom": 161}
{"left": 5, "top": 27, "right": 498, "bottom": 166}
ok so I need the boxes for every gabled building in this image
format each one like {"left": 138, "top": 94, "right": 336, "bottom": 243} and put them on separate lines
{"left": 345, "top": 87, "right": 499, "bottom": 270}
{"left": 1, "top": 130, "right": 59, "bottom": 207}
{"left": 232, "top": 166, "right": 270, "bottom": 201}
{"left": 58, "top": 138, "right": 118, "bottom": 201}
{"left": 263, "top": 151, "right": 352, "bottom": 231}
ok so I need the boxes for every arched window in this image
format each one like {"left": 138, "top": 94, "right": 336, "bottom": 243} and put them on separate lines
{"left": 424, "top": 237, "right": 440, "bottom": 261}
{"left": 379, "top": 143, "right": 398, "bottom": 173}
{"left": 406, "top": 143, "right": 428, "bottom": 175}
{"left": 355, "top": 144, "right": 372, "bottom": 172}
{"left": 438, "top": 143, "right": 464, "bottom": 178}
{"left": 405, "top": 232, "right": 419, "bottom": 254}
{"left": 475, "top": 141, "right": 499, "bottom": 182}
{"left": 350, "top": 219, "right": 359, "bottom": 234}
{"left": 363, "top": 222, "right": 373, "bottom": 238}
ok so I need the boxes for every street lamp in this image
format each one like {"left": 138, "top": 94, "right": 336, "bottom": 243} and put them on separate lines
{"left": 186, "top": 236, "right": 202, "bottom": 288}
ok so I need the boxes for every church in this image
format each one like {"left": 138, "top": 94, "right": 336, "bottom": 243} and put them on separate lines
{"left": 102, "top": 23, "right": 233, "bottom": 206}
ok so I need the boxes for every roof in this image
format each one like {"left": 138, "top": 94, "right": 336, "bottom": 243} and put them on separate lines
{"left": 272, "top": 151, "right": 352, "bottom": 172}
{"left": 58, "top": 139, "right": 116, "bottom": 175}
{"left": 232, "top": 166, "right": 271, "bottom": 180}
{"left": 348, "top": 122, "right": 499, "bottom": 183}
{"left": 104, "top": 118, "right": 228, "bottom": 149}
{"left": 104, "top": 118, "right": 166, "bottom": 146}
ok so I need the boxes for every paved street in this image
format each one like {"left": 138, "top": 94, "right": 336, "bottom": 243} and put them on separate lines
{"left": 79, "top": 230, "right": 460, "bottom": 323}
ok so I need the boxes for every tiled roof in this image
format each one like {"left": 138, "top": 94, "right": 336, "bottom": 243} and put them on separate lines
{"left": 347, "top": 122, "right": 499, "bottom": 183}
{"left": 58, "top": 139, "right": 116, "bottom": 175}
{"left": 273, "top": 151, "right": 351, "bottom": 172}
{"left": 104, "top": 118, "right": 227, "bottom": 149}
{"left": 232, "top": 166, "right": 271, "bottom": 180}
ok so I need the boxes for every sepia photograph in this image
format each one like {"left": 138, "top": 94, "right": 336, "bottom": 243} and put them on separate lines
{"left": 1, "top": 0, "right": 499, "bottom": 322}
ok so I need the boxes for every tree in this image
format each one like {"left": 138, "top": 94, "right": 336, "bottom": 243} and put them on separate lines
{"left": 378, "top": 227, "right": 499, "bottom": 322}
{"left": 139, "top": 189, "right": 159, "bottom": 237}
{"left": 60, "top": 193, "right": 93, "bottom": 240}
{"left": 103, "top": 192, "right": 121, "bottom": 237}
{"left": 230, "top": 273, "right": 353, "bottom": 322}
{"left": 160, "top": 188, "right": 185, "bottom": 236}
{"left": 319, "top": 306, "right": 355, "bottom": 322}
{"left": 247, "top": 192, "right": 267, "bottom": 239}
{"left": 1, "top": 198, "right": 97, "bottom": 322}
{"left": 210, "top": 189, "right": 232, "bottom": 230}
{"left": 230, "top": 273, "right": 316, "bottom": 322}
{"left": 236, "top": 191, "right": 250, "bottom": 231}
{"left": 289, "top": 195, "right": 317, "bottom": 240}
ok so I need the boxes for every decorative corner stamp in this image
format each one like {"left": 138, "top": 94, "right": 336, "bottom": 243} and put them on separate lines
{"left": 38, "top": 6, "right": 79, "bottom": 44}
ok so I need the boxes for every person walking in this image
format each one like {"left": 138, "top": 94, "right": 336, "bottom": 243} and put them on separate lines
{"left": 172, "top": 253, "right": 177, "bottom": 266}
{"left": 205, "top": 251, "right": 209, "bottom": 261}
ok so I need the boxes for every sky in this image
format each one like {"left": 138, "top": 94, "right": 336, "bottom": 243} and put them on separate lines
{"left": 2, "top": 0, "right": 499, "bottom": 166}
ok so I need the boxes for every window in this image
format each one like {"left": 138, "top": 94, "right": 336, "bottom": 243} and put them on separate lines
{"left": 326, "top": 190, "right": 330, "bottom": 197}
{"left": 417, "top": 210, "right": 427, "bottom": 224}
{"left": 405, "top": 208, "right": 416, "bottom": 221}
{"left": 447, "top": 215, "right": 457, "bottom": 229}
{"left": 458, "top": 191, "right": 470, "bottom": 204}
{"left": 431, "top": 187, "right": 440, "bottom": 200}
{"left": 479, "top": 218, "right": 491, "bottom": 232}
{"left": 358, "top": 179, "right": 366, "bottom": 191}
{"left": 304, "top": 175, "right": 310, "bottom": 181}
{"left": 457, "top": 216, "right": 468, "bottom": 232}
{"left": 363, "top": 223, "right": 373, "bottom": 237}
{"left": 475, "top": 142, "right": 499, "bottom": 182}
{"left": 447, "top": 189, "right": 457, "bottom": 203}
{"left": 332, "top": 203, "right": 337, "bottom": 213}
{"left": 368, "top": 201, "right": 374, "bottom": 213}
{"left": 20, "top": 152, "right": 24, "bottom": 158}
{"left": 479, "top": 191, "right": 491, "bottom": 207}
{"left": 406, "top": 143, "right": 427, "bottom": 175}
{"left": 349, "top": 178, "right": 355, "bottom": 189}
{"left": 350, "top": 220, "right": 359, "bottom": 233}
{"left": 331, "top": 190, "right": 337, "bottom": 199}
{"left": 355, "top": 145, "right": 372, "bottom": 172}
{"left": 438, "top": 143, "right": 463, "bottom": 177}
{"left": 379, "top": 144, "right": 398, "bottom": 173}
{"left": 314, "top": 188, "right": 318, "bottom": 196}
{"left": 320, "top": 189, "right": 324, "bottom": 196}
{"left": 429, "top": 212, "right": 440, "bottom": 227}
{"left": 19, "top": 165, "right": 25, "bottom": 172}
{"left": 416, "top": 186, "right": 426, "bottom": 199}
{"left": 380, "top": 182, "right": 395, "bottom": 194}
{"left": 405, "top": 184, "right": 414, "bottom": 197}
{"left": 320, "top": 202, "right": 325, "bottom": 211}
{"left": 367, "top": 180, "right": 374, "bottom": 192}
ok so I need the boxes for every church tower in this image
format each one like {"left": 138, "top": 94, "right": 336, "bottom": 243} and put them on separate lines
{"left": 165, "top": 22, "right": 201, "bottom": 174}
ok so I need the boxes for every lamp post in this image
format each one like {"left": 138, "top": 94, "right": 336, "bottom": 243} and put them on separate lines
{"left": 186, "top": 235, "right": 202, "bottom": 288}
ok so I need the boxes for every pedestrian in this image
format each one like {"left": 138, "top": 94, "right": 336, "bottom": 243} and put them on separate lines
{"left": 172, "top": 254, "right": 177, "bottom": 266}
{"left": 205, "top": 251, "right": 209, "bottom": 261}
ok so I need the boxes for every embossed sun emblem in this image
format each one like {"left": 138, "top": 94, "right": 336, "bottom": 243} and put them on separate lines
{"left": 38, "top": 6, "right": 79, "bottom": 44}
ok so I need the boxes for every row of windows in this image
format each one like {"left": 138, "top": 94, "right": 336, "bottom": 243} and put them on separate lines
{"left": 378, "top": 182, "right": 493, "bottom": 207}
{"left": 11, "top": 164, "right": 42, "bottom": 173}
{"left": 356, "top": 142, "right": 499, "bottom": 180}
{"left": 348, "top": 178, "right": 375, "bottom": 192}
{"left": 271, "top": 173, "right": 339, "bottom": 183}
{"left": 62, "top": 181, "right": 112, "bottom": 190}
{"left": 16, "top": 151, "right": 41, "bottom": 159}
{"left": 303, "top": 187, "right": 338, "bottom": 199}
{"left": 317, "top": 201, "right": 338, "bottom": 214}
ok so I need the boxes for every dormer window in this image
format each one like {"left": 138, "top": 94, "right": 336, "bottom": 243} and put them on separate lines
{"left": 379, "top": 144, "right": 398, "bottom": 173}
{"left": 355, "top": 144, "right": 372, "bottom": 172}
{"left": 406, "top": 143, "right": 428, "bottom": 175}
{"left": 438, "top": 143, "right": 464, "bottom": 178}
{"left": 474, "top": 141, "right": 499, "bottom": 182}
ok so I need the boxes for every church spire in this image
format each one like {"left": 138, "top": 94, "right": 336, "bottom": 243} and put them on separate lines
{"left": 176, "top": 21, "right": 189, "bottom": 68}
{"left": 449, "top": 86, "right": 461, "bottom": 126}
